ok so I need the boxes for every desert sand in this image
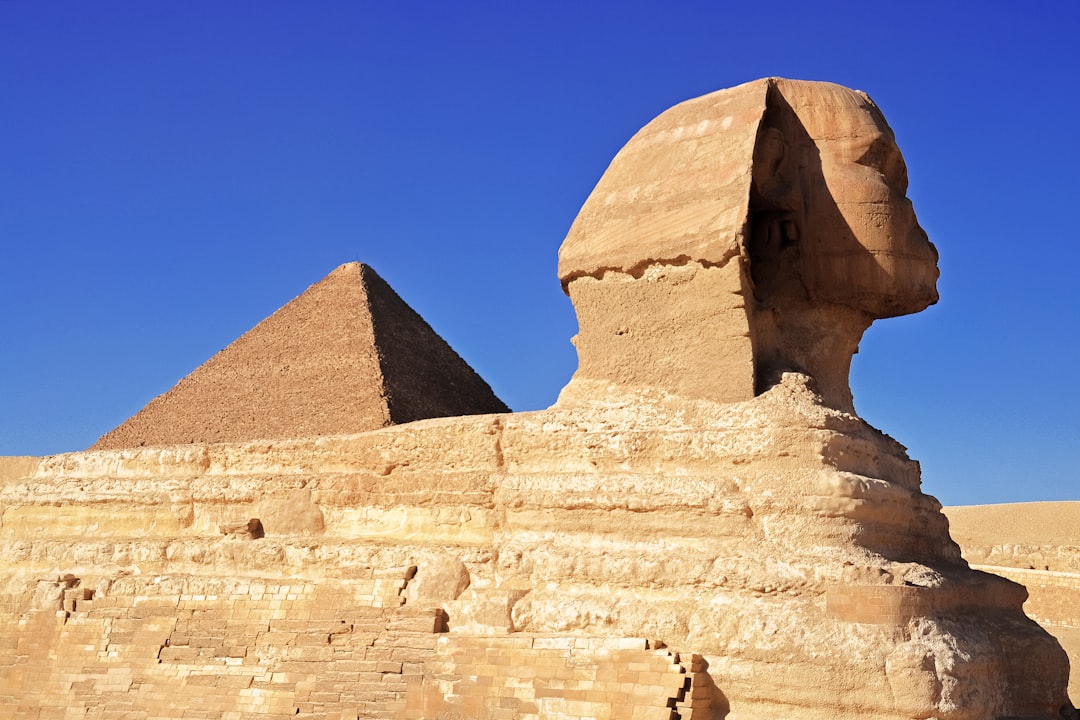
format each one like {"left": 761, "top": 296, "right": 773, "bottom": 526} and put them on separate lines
{"left": 945, "top": 502, "right": 1080, "bottom": 552}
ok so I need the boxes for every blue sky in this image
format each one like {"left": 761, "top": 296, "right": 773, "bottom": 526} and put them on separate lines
{"left": 1, "top": 2, "right": 1077, "bottom": 506}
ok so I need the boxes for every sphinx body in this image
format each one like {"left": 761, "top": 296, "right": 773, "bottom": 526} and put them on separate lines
{"left": 0, "top": 79, "right": 1072, "bottom": 720}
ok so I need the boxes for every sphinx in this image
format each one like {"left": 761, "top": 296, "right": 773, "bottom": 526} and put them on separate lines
{"left": 0, "top": 79, "right": 1072, "bottom": 720}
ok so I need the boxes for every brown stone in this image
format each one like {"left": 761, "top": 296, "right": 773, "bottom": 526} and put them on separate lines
{"left": 558, "top": 77, "right": 938, "bottom": 412}
{"left": 90, "top": 262, "right": 508, "bottom": 450}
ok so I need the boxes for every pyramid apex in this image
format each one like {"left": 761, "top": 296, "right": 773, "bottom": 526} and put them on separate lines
{"left": 326, "top": 260, "right": 366, "bottom": 276}
{"left": 324, "top": 262, "right": 388, "bottom": 286}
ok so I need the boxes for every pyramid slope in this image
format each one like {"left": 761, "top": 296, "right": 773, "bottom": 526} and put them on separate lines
{"left": 358, "top": 265, "right": 509, "bottom": 425}
{"left": 90, "top": 263, "right": 508, "bottom": 449}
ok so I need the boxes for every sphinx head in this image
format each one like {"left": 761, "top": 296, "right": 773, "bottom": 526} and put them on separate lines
{"left": 557, "top": 78, "right": 938, "bottom": 411}
{"left": 750, "top": 79, "right": 938, "bottom": 318}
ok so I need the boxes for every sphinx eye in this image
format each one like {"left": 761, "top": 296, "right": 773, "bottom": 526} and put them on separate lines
{"left": 855, "top": 137, "right": 907, "bottom": 194}
{"left": 857, "top": 136, "right": 908, "bottom": 192}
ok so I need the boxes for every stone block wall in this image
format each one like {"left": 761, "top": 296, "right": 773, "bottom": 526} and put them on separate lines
{"left": 0, "top": 571, "right": 723, "bottom": 719}
{"left": 405, "top": 636, "right": 719, "bottom": 720}
{"left": 971, "top": 565, "right": 1080, "bottom": 629}
{"left": 0, "top": 572, "right": 440, "bottom": 719}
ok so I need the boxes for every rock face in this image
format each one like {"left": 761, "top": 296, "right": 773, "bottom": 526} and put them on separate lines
{"left": 559, "top": 78, "right": 937, "bottom": 412}
{"left": 91, "top": 262, "right": 509, "bottom": 449}
{"left": 0, "top": 78, "right": 1073, "bottom": 719}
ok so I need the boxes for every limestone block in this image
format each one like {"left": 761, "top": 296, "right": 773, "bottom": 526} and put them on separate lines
{"left": 401, "top": 553, "right": 469, "bottom": 608}
{"left": 0, "top": 456, "right": 39, "bottom": 482}
{"left": 259, "top": 488, "right": 325, "bottom": 535}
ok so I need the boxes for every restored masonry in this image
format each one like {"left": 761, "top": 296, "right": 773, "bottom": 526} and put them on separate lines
{"left": 1, "top": 78, "right": 1075, "bottom": 719}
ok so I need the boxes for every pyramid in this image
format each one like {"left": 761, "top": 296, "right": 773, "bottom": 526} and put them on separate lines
{"left": 90, "top": 263, "right": 509, "bottom": 449}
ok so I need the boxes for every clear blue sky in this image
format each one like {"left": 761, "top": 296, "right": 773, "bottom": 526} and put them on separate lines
{"left": 2, "top": 2, "right": 1077, "bottom": 506}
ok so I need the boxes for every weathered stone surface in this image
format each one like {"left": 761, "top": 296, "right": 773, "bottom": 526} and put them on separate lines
{"left": 91, "top": 262, "right": 509, "bottom": 450}
{"left": 2, "top": 381, "right": 1073, "bottom": 718}
{"left": 559, "top": 78, "right": 938, "bottom": 412}
{"left": 0, "top": 78, "right": 1073, "bottom": 719}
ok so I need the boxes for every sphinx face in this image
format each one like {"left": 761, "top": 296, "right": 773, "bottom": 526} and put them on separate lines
{"left": 782, "top": 80, "right": 940, "bottom": 318}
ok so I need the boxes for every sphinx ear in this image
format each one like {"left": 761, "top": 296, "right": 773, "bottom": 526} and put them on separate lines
{"left": 748, "top": 99, "right": 805, "bottom": 303}
{"left": 752, "top": 126, "right": 789, "bottom": 202}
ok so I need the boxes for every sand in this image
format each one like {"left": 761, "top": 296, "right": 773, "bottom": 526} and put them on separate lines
{"left": 944, "top": 501, "right": 1080, "bottom": 554}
